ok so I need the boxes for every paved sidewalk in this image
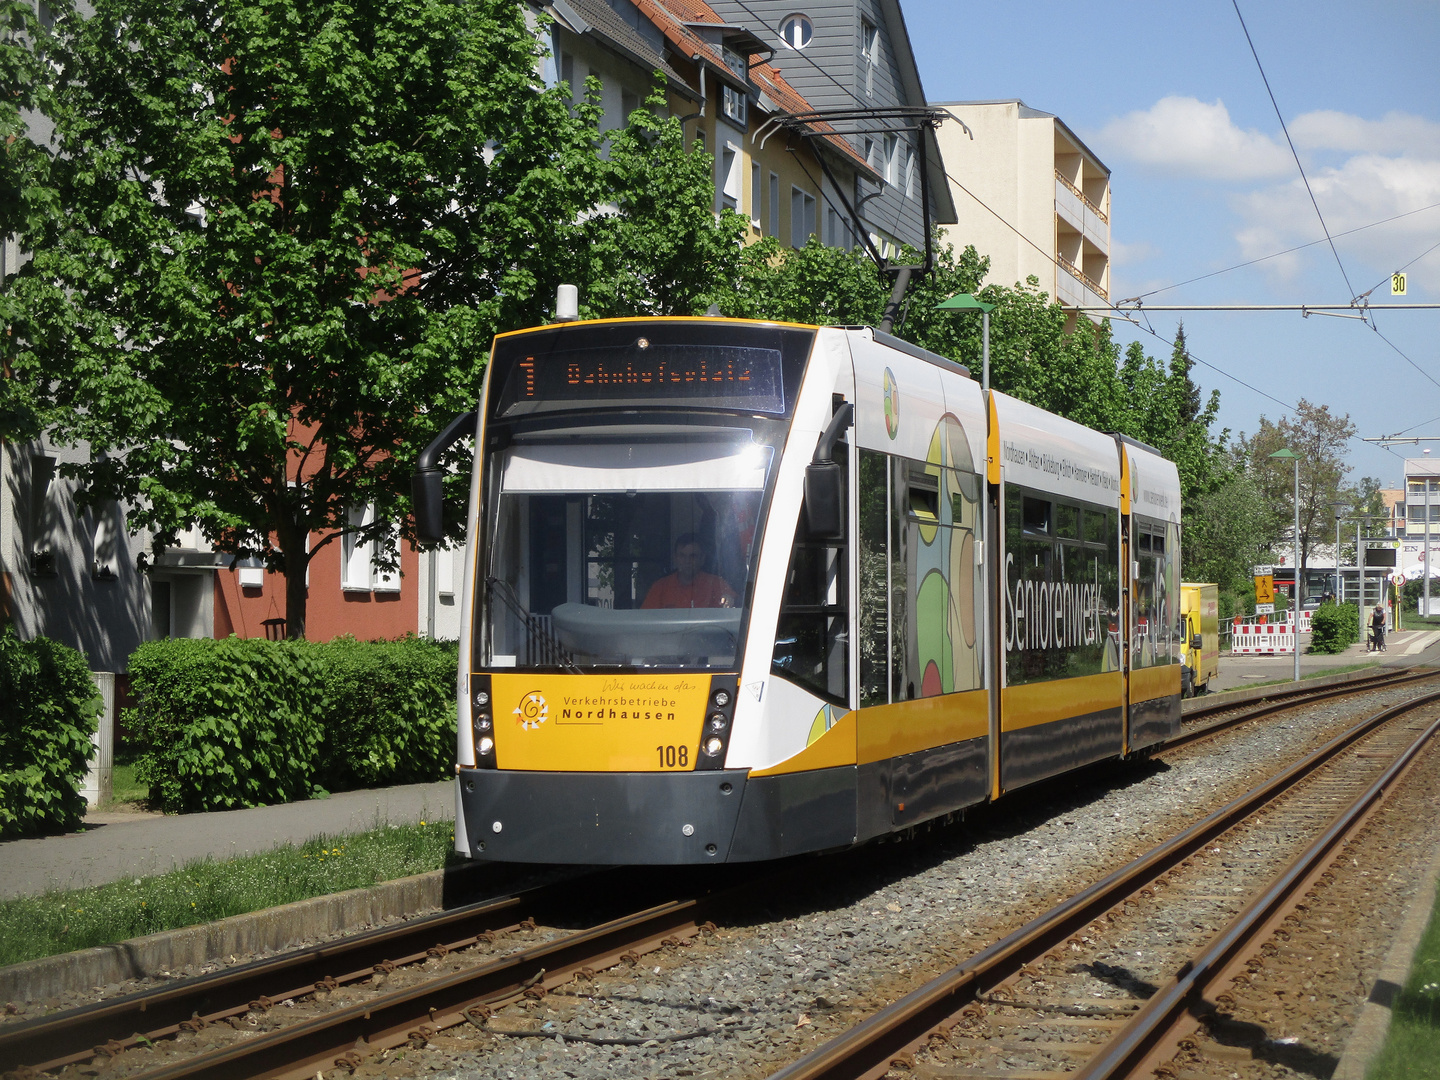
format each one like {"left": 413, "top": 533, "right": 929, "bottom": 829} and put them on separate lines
{"left": 0, "top": 780, "right": 454, "bottom": 900}
{"left": 1211, "top": 629, "right": 1440, "bottom": 693}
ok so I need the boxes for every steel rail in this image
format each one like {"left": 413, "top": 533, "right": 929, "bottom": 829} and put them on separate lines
{"left": 106, "top": 897, "right": 708, "bottom": 1080}
{"left": 0, "top": 871, "right": 609, "bottom": 1075}
{"left": 1174, "top": 666, "right": 1439, "bottom": 749}
{"left": 765, "top": 687, "right": 1440, "bottom": 1080}
{"left": 1075, "top": 700, "right": 1440, "bottom": 1079}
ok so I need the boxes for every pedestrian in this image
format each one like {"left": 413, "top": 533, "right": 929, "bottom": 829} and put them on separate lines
{"left": 1370, "top": 603, "right": 1386, "bottom": 651}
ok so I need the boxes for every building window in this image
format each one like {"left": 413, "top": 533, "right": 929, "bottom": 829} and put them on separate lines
{"left": 780, "top": 13, "right": 812, "bottom": 49}
{"left": 719, "top": 142, "right": 742, "bottom": 210}
{"left": 861, "top": 18, "right": 879, "bottom": 96}
{"left": 28, "top": 454, "right": 57, "bottom": 576}
{"left": 621, "top": 89, "right": 639, "bottom": 122}
{"left": 721, "top": 45, "right": 747, "bottom": 79}
{"left": 343, "top": 504, "right": 400, "bottom": 592}
{"left": 722, "top": 83, "right": 747, "bottom": 127}
{"left": 770, "top": 172, "right": 780, "bottom": 237}
{"left": 791, "top": 187, "right": 816, "bottom": 247}
{"left": 905, "top": 148, "right": 916, "bottom": 198}
{"left": 883, "top": 133, "right": 899, "bottom": 185}
{"left": 560, "top": 52, "right": 574, "bottom": 97}
{"left": 751, "top": 161, "right": 762, "bottom": 226}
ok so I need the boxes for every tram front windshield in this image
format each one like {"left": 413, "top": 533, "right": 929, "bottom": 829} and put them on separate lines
{"left": 485, "top": 438, "right": 772, "bottom": 670}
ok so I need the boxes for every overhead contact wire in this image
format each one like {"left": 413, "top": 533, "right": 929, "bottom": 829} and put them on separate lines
{"left": 1231, "top": 0, "right": 1357, "bottom": 300}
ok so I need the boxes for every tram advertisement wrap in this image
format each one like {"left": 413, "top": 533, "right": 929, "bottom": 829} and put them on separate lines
{"left": 489, "top": 674, "right": 712, "bottom": 772}
{"left": 1003, "top": 488, "right": 1121, "bottom": 686}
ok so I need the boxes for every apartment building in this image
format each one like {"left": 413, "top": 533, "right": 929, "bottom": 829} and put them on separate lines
{"left": 539, "top": 0, "right": 879, "bottom": 249}
{"left": 934, "top": 100, "right": 1111, "bottom": 325}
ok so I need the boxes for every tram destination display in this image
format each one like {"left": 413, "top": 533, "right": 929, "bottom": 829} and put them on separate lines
{"left": 495, "top": 341, "right": 786, "bottom": 416}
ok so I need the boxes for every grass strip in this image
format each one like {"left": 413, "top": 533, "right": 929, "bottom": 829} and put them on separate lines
{"left": 1366, "top": 889, "right": 1440, "bottom": 1080}
{"left": 0, "top": 819, "right": 458, "bottom": 968}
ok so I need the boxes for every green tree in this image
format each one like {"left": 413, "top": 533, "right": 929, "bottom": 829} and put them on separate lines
{"left": 2, "top": 1, "right": 740, "bottom": 638}
{"left": 1241, "top": 400, "right": 1357, "bottom": 595}
{"left": 1181, "top": 450, "right": 1282, "bottom": 605}
{"left": 0, "top": 0, "right": 64, "bottom": 441}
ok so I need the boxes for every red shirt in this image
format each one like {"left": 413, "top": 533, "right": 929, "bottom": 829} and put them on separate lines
{"left": 642, "top": 572, "right": 735, "bottom": 609}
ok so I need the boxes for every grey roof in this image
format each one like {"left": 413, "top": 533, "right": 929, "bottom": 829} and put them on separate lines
{"left": 551, "top": 0, "right": 694, "bottom": 94}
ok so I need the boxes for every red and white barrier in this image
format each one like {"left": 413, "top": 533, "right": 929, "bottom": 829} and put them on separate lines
{"left": 1231, "top": 621, "right": 1296, "bottom": 654}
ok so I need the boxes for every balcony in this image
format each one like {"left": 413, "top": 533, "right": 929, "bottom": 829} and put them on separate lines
{"left": 1055, "top": 168, "right": 1107, "bottom": 223}
{"left": 1059, "top": 253, "right": 1111, "bottom": 300}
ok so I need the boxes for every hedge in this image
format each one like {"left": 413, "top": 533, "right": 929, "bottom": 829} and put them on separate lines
{"left": 0, "top": 630, "right": 101, "bottom": 838}
{"left": 127, "top": 638, "right": 326, "bottom": 813}
{"left": 126, "top": 636, "right": 458, "bottom": 813}
{"left": 1309, "top": 601, "right": 1360, "bottom": 654}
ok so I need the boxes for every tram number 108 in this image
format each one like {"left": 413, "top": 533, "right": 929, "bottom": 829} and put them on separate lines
{"left": 656, "top": 744, "right": 690, "bottom": 769}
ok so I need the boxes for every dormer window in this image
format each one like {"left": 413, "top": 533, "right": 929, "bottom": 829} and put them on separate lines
{"left": 721, "top": 44, "right": 747, "bottom": 79}
{"left": 780, "top": 13, "right": 812, "bottom": 49}
{"left": 722, "top": 84, "right": 748, "bottom": 126}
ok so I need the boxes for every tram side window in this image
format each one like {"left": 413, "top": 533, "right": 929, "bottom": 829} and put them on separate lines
{"left": 1004, "top": 487, "right": 1120, "bottom": 686}
{"left": 773, "top": 448, "right": 849, "bottom": 703}
{"left": 858, "top": 450, "right": 889, "bottom": 707}
{"left": 1132, "top": 520, "right": 1177, "bottom": 668}
{"left": 856, "top": 449, "right": 981, "bottom": 705}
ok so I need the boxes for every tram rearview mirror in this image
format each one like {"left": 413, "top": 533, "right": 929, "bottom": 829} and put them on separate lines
{"left": 413, "top": 468, "right": 444, "bottom": 544}
{"left": 412, "top": 410, "right": 477, "bottom": 546}
{"left": 804, "top": 461, "right": 845, "bottom": 539}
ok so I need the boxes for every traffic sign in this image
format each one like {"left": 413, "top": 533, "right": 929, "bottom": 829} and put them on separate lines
{"left": 1392, "top": 272, "right": 1408, "bottom": 296}
{"left": 1255, "top": 603, "right": 1275, "bottom": 615}
{"left": 1253, "top": 568, "right": 1275, "bottom": 605}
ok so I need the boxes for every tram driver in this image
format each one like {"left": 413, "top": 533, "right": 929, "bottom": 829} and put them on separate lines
{"left": 643, "top": 533, "right": 736, "bottom": 609}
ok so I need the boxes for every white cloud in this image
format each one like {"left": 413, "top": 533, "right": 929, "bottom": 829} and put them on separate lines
{"left": 1096, "top": 96, "right": 1292, "bottom": 181}
{"left": 1233, "top": 154, "right": 1440, "bottom": 292}
{"left": 1289, "top": 110, "right": 1440, "bottom": 157}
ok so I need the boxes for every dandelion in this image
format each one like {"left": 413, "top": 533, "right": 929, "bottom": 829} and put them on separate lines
{"left": 420, "top": 821, "right": 426, "bottom": 826}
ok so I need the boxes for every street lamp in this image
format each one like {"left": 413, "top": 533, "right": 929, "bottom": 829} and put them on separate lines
{"left": 938, "top": 292, "right": 1000, "bottom": 711}
{"left": 1269, "top": 448, "right": 1301, "bottom": 682}
{"left": 1330, "top": 500, "right": 1348, "bottom": 602}
{"left": 936, "top": 293, "right": 996, "bottom": 391}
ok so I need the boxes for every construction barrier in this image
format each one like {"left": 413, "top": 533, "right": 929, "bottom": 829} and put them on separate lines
{"left": 1231, "top": 620, "right": 1296, "bottom": 655}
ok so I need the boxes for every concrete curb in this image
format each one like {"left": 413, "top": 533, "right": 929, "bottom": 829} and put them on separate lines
{"left": 1332, "top": 832, "right": 1440, "bottom": 1080}
{"left": 0, "top": 868, "right": 454, "bottom": 1004}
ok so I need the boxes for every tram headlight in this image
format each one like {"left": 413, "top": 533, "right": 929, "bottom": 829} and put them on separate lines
{"left": 707, "top": 713, "right": 728, "bottom": 733}
{"left": 474, "top": 712, "right": 493, "bottom": 732}
{"left": 712, "top": 689, "right": 731, "bottom": 708}
{"left": 703, "top": 736, "right": 725, "bottom": 757}
{"left": 474, "top": 690, "right": 490, "bottom": 707}
{"left": 477, "top": 736, "right": 495, "bottom": 756}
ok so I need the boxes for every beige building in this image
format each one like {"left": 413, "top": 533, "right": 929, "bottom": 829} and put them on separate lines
{"left": 933, "top": 100, "right": 1111, "bottom": 324}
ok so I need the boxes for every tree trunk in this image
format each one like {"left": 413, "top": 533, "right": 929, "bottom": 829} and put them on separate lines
{"left": 281, "top": 527, "right": 309, "bottom": 640}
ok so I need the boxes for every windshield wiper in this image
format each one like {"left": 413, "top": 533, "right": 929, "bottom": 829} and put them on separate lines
{"left": 486, "top": 578, "right": 583, "bottom": 674}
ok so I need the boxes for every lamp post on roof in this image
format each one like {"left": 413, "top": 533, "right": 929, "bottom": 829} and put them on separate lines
{"left": 936, "top": 293, "right": 996, "bottom": 391}
{"left": 1270, "top": 448, "right": 1302, "bottom": 682}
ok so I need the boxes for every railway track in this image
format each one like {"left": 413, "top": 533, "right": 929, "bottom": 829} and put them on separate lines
{"left": 0, "top": 865, "right": 764, "bottom": 1080}
{"left": 1173, "top": 663, "right": 1439, "bottom": 750}
{"left": 766, "top": 685, "right": 1440, "bottom": 1080}
{"left": 4, "top": 669, "right": 1434, "bottom": 1080}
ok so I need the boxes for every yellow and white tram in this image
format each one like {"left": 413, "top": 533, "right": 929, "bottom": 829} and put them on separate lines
{"left": 413, "top": 315, "right": 1181, "bottom": 864}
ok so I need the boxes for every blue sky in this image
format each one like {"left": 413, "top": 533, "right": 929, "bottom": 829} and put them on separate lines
{"left": 905, "top": 0, "right": 1440, "bottom": 489}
